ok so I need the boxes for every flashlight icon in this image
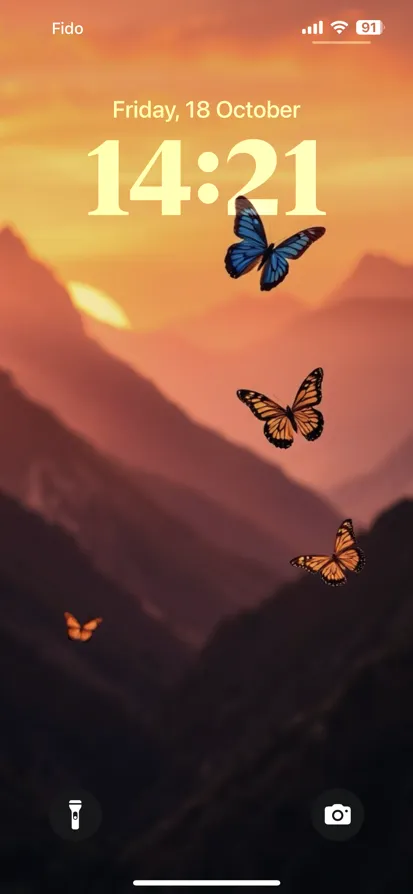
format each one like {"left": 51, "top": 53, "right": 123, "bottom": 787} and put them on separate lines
{"left": 68, "top": 799, "right": 82, "bottom": 830}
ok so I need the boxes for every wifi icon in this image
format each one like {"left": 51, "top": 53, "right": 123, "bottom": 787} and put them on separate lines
{"left": 330, "top": 20, "right": 349, "bottom": 33}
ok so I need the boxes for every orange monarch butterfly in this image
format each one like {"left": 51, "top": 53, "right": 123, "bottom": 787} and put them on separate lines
{"left": 290, "top": 519, "right": 365, "bottom": 586}
{"left": 237, "top": 368, "right": 324, "bottom": 449}
{"left": 64, "top": 612, "right": 102, "bottom": 642}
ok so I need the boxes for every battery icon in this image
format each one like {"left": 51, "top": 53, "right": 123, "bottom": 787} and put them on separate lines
{"left": 356, "top": 20, "right": 384, "bottom": 35}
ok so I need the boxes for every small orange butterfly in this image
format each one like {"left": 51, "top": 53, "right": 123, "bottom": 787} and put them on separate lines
{"left": 290, "top": 519, "right": 365, "bottom": 586}
{"left": 64, "top": 612, "right": 102, "bottom": 642}
{"left": 237, "top": 368, "right": 324, "bottom": 449}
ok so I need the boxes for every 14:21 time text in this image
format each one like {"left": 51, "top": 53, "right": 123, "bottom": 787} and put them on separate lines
{"left": 88, "top": 139, "right": 326, "bottom": 217}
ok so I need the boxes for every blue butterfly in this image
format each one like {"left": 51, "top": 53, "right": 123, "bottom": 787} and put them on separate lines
{"left": 225, "top": 196, "right": 326, "bottom": 291}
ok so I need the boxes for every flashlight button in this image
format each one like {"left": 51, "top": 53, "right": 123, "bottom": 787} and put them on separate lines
{"left": 49, "top": 789, "right": 102, "bottom": 841}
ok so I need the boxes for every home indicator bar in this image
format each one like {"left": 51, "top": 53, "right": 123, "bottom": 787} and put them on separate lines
{"left": 133, "top": 883, "right": 281, "bottom": 888}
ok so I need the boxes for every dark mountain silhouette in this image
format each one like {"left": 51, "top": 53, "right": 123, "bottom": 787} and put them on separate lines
{"left": 0, "top": 489, "right": 188, "bottom": 705}
{"left": 0, "top": 226, "right": 337, "bottom": 560}
{"left": 3, "top": 500, "right": 413, "bottom": 890}
{"left": 0, "top": 488, "right": 190, "bottom": 891}
{"left": 117, "top": 501, "right": 413, "bottom": 890}
{"left": 125, "top": 635, "right": 413, "bottom": 892}
{"left": 133, "top": 467, "right": 282, "bottom": 572}
{"left": 332, "top": 433, "right": 413, "bottom": 524}
{"left": 0, "top": 370, "right": 277, "bottom": 643}
{"left": 124, "top": 501, "right": 413, "bottom": 821}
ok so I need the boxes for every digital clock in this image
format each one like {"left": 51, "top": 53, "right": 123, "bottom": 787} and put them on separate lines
{"left": 88, "top": 139, "right": 326, "bottom": 217}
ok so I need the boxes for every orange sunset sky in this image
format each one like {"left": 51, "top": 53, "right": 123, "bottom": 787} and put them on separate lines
{"left": 1, "top": 0, "right": 412, "bottom": 328}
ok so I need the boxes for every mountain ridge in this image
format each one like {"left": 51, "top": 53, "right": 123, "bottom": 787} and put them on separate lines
{"left": 0, "top": 226, "right": 338, "bottom": 560}
{"left": 327, "top": 252, "right": 413, "bottom": 303}
{"left": 82, "top": 251, "right": 413, "bottom": 491}
{"left": 0, "top": 486, "right": 180, "bottom": 882}
{"left": 331, "top": 432, "right": 413, "bottom": 523}
{"left": 0, "top": 369, "right": 278, "bottom": 643}
{"left": 119, "top": 500, "right": 413, "bottom": 888}
{"left": 0, "top": 486, "right": 189, "bottom": 705}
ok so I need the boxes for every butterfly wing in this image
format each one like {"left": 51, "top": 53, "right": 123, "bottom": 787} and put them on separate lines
{"left": 225, "top": 196, "right": 268, "bottom": 279}
{"left": 290, "top": 555, "right": 347, "bottom": 586}
{"left": 232, "top": 196, "right": 268, "bottom": 243}
{"left": 275, "top": 227, "right": 326, "bottom": 256}
{"left": 79, "top": 617, "right": 103, "bottom": 643}
{"left": 260, "top": 228, "right": 326, "bottom": 292}
{"left": 291, "top": 368, "right": 324, "bottom": 442}
{"left": 225, "top": 244, "right": 264, "bottom": 278}
{"left": 259, "top": 252, "right": 289, "bottom": 291}
{"left": 237, "top": 390, "right": 295, "bottom": 448}
{"left": 290, "top": 518, "right": 364, "bottom": 587}
{"left": 263, "top": 413, "right": 296, "bottom": 449}
{"left": 290, "top": 554, "right": 331, "bottom": 575}
{"left": 319, "top": 560, "right": 348, "bottom": 586}
{"left": 292, "top": 407, "right": 323, "bottom": 441}
{"left": 64, "top": 611, "right": 82, "bottom": 641}
{"left": 334, "top": 519, "right": 365, "bottom": 573}
{"left": 292, "top": 368, "right": 324, "bottom": 411}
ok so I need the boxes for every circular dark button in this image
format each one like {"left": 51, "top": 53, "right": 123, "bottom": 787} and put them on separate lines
{"left": 311, "top": 788, "right": 365, "bottom": 841}
{"left": 49, "top": 787, "right": 102, "bottom": 841}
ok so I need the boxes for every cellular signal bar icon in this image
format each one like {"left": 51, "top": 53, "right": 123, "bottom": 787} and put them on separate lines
{"left": 302, "top": 20, "right": 323, "bottom": 34}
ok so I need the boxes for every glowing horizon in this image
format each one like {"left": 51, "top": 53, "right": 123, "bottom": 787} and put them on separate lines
{"left": 2, "top": 1, "right": 412, "bottom": 328}
{"left": 68, "top": 281, "right": 131, "bottom": 329}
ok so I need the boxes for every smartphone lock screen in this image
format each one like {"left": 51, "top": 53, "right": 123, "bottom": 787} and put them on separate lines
{"left": 1, "top": 1, "right": 413, "bottom": 891}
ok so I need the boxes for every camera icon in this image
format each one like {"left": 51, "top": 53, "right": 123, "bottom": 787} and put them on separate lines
{"left": 324, "top": 804, "right": 352, "bottom": 825}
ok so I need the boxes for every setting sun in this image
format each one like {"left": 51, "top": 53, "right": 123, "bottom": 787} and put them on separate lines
{"left": 68, "top": 282, "right": 131, "bottom": 329}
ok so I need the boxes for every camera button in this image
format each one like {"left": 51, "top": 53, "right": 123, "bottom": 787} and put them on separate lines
{"left": 311, "top": 788, "right": 365, "bottom": 841}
